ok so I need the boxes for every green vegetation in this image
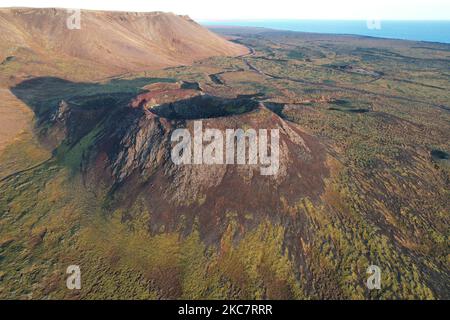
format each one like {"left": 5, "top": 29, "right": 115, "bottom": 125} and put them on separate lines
{"left": 0, "top": 163, "right": 303, "bottom": 299}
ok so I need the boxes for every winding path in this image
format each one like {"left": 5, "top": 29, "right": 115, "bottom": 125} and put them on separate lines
{"left": 236, "top": 44, "right": 447, "bottom": 109}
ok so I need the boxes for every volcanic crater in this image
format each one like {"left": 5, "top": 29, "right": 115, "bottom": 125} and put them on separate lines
{"left": 91, "top": 82, "right": 330, "bottom": 242}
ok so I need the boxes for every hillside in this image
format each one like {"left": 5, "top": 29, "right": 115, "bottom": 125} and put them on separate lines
{"left": 0, "top": 8, "right": 248, "bottom": 83}
{"left": 0, "top": 8, "right": 248, "bottom": 154}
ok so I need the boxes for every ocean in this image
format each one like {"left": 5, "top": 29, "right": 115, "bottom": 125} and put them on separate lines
{"left": 203, "top": 20, "right": 450, "bottom": 44}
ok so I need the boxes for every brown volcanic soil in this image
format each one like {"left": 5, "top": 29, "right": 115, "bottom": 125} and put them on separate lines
{"left": 0, "top": 8, "right": 248, "bottom": 82}
{"left": 141, "top": 109, "right": 328, "bottom": 244}
{"left": 0, "top": 88, "right": 33, "bottom": 154}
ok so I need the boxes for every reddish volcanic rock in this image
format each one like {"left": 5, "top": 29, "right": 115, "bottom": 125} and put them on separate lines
{"left": 130, "top": 89, "right": 202, "bottom": 109}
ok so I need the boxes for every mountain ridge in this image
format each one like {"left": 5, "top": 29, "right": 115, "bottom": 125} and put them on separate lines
{"left": 0, "top": 8, "right": 248, "bottom": 83}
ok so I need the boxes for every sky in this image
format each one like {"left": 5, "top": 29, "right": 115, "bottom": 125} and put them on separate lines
{"left": 0, "top": 0, "right": 449, "bottom": 21}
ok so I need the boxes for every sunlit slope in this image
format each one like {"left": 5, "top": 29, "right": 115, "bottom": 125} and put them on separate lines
{"left": 0, "top": 8, "right": 248, "bottom": 82}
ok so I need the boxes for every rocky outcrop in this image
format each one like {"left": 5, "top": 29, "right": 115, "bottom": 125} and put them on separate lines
{"left": 51, "top": 100, "right": 71, "bottom": 123}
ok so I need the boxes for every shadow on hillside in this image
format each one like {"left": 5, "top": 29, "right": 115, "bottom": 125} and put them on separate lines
{"left": 151, "top": 95, "right": 260, "bottom": 120}
{"left": 11, "top": 76, "right": 175, "bottom": 124}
